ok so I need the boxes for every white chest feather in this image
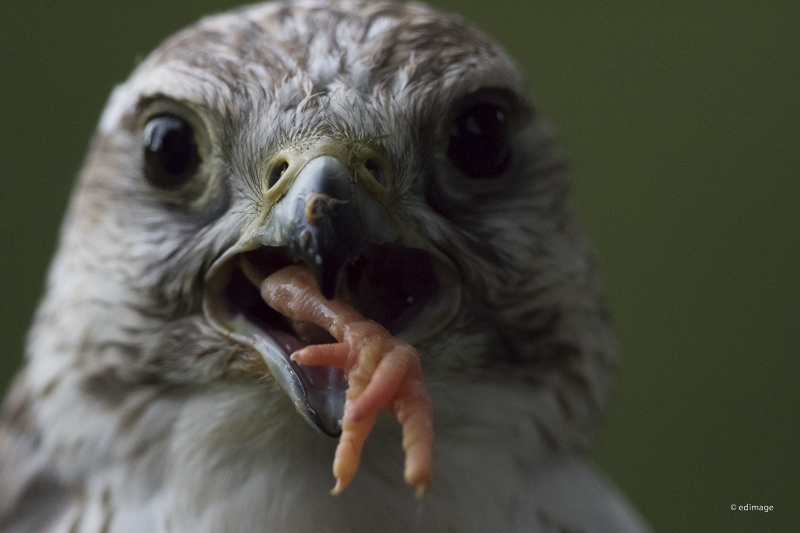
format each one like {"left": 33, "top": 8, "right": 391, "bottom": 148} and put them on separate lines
{"left": 36, "top": 380, "right": 647, "bottom": 533}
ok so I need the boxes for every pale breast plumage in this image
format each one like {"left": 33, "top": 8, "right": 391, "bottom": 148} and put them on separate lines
{"left": 0, "top": 2, "right": 650, "bottom": 532}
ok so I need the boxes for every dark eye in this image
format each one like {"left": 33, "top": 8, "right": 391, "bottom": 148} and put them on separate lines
{"left": 447, "top": 102, "right": 511, "bottom": 179}
{"left": 143, "top": 115, "right": 201, "bottom": 190}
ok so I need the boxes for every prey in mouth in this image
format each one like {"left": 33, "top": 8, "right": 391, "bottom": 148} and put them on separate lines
{"left": 263, "top": 264, "right": 432, "bottom": 495}
{"left": 202, "top": 148, "right": 460, "bottom": 493}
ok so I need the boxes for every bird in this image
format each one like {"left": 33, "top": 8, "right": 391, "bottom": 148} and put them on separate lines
{"left": 0, "top": 1, "right": 652, "bottom": 532}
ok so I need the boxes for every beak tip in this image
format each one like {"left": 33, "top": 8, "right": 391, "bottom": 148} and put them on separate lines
{"left": 322, "top": 288, "right": 336, "bottom": 301}
{"left": 305, "top": 258, "right": 339, "bottom": 301}
{"left": 318, "top": 269, "right": 338, "bottom": 301}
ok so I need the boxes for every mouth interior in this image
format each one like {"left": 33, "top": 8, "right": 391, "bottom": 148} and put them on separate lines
{"left": 224, "top": 246, "right": 336, "bottom": 354}
{"left": 206, "top": 242, "right": 457, "bottom": 433}
{"left": 217, "top": 243, "right": 447, "bottom": 351}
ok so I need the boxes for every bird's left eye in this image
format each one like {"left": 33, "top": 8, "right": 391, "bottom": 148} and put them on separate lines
{"left": 447, "top": 102, "right": 511, "bottom": 179}
{"left": 143, "top": 115, "right": 201, "bottom": 190}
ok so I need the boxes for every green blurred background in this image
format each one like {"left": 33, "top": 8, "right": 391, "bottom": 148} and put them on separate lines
{"left": 1, "top": 2, "right": 797, "bottom": 531}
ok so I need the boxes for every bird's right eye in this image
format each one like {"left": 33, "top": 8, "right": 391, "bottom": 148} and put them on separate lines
{"left": 143, "top": 115, "right": 201, "bottom": 190}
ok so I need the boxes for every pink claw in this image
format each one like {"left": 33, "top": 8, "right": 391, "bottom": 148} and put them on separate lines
{"left": 261, "top": 265, "right": 433, "bottom": 495}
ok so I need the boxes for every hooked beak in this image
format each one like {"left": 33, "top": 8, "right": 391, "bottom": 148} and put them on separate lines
{"left": 204, "top": 145, "right": 461, "bottom": 437}
{"left": 283, "top": 155, "right": 384, "bottom": 299}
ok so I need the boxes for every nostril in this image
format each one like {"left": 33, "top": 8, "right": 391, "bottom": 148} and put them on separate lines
{"left": 364, "top": 158, "right": 385, "bottom": 186}
{"left": 268, "top": 160, "right": 289, "bottom": 188}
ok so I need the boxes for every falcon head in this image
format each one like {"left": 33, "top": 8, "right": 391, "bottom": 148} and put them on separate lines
{"left": 14, "top": 0, "right": 618, "bottom": 527}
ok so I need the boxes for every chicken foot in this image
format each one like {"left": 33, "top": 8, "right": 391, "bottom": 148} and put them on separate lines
{"left": 260, "top": 265, "right": 433, "bottom": 496}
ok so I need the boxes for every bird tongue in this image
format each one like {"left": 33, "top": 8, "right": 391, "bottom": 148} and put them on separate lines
{"left": 270, "top": 325, "right": 348, "bottom": 392}
{"left": 268, "top": 320, "right": 331, "bottom": 356}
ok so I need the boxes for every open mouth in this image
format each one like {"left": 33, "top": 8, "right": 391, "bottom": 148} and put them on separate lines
{"left": 203, "top": 242, "right": 461, "bottom": 436}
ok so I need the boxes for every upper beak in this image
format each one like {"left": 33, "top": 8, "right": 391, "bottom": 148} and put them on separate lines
{"left": 259, "top": 144, "right": 402, "bottom": 297}
{"left": 280, "top": 155, "right": 387, "bottom": 299}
